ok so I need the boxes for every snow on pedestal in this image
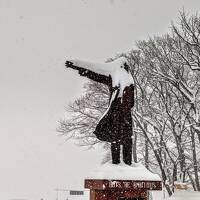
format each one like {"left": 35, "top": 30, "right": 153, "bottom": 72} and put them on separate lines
{"left": 84, "top": 162, "right": 162, "bottom": 200}
{"left": 85, "top": 161, "right": 161, "bottom": 181}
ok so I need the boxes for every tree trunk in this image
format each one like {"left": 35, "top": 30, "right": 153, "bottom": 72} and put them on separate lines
{"left": 132, "top": 122, "right": 137, "bottom": 163}
{"left": 154, "top": 149, "right": 173, "bottom": 196}
{"left": 191, "top": 128, "right": 200, "bottom": 190}
{"left": 144, "top": 123, "right": 149, "bottom": 169}
{"left": 187, "top": 171, "right": 197, "bottom": 191}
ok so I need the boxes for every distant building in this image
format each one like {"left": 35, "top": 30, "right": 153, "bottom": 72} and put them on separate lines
{"left": 56, "top": 189, "right": 89, "bottom": 200}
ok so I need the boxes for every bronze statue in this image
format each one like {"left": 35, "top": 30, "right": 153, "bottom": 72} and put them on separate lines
{"left": 65, "top": 58, "right": 134, "bottom": 165}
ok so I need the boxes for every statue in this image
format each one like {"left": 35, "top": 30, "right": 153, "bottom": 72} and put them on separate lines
{"left": 65, "top": 57, "right": 134, "bottom": 165}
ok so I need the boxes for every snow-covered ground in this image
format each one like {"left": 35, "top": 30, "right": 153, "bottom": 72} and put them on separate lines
{"left": 152, "top": 190, "right": 200, "bottom": 200}
{"left": 165, "top": 191, "right": 200, "bottom": 200}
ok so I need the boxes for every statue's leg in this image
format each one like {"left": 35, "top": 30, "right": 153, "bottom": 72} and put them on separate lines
{"left": 122, "top": 137, "right": 132, "bottom": 165}
{"left": 111, "top": 142, "right": 120, "bottom": 164}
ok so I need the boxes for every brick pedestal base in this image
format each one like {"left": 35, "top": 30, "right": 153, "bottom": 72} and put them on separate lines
{"left": 85, "top": 179, "right": 162, "bottom": 200}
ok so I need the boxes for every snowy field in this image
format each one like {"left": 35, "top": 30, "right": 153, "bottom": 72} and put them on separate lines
{"left": 151, "top": 190, "right": 200, "bottom": 200}
{"left": 165, "top": 191, "right": 200, "bottom": 200}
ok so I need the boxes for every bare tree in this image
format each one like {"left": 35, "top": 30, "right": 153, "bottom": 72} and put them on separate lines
{"left": 58, "top": 81, "right": 109, "bottom": 147}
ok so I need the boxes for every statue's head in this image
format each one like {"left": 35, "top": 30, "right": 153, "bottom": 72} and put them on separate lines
{"left": 111, "top": 56, "right": 130, "bottom": 73}
{"left": 122, "top": 62, "right": 130, "bottom": 72}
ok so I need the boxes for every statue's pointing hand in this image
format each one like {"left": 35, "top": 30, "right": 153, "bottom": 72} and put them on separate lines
{"left": 65, "top": 60, "right": 73, "bottom": 68}
{"left": 65, "top": 60, "right": 86, "bottom": 76}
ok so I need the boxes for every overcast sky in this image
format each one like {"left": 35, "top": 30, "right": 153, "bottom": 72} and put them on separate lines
{"left": 1, "top": 0, "right": 200, "bottom": 200}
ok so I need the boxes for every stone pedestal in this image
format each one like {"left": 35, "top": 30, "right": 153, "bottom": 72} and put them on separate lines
{"left": 85, "top": 179, "right": 162, "bottom": 200}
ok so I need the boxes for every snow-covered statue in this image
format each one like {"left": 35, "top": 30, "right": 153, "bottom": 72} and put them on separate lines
{"left": 65, "top": 57, "right": 134, "bottom": 165}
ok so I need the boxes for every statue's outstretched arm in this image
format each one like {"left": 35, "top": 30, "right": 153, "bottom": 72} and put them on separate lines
{"left": 65, "top": 60, "right": 110, "bottom": 85}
